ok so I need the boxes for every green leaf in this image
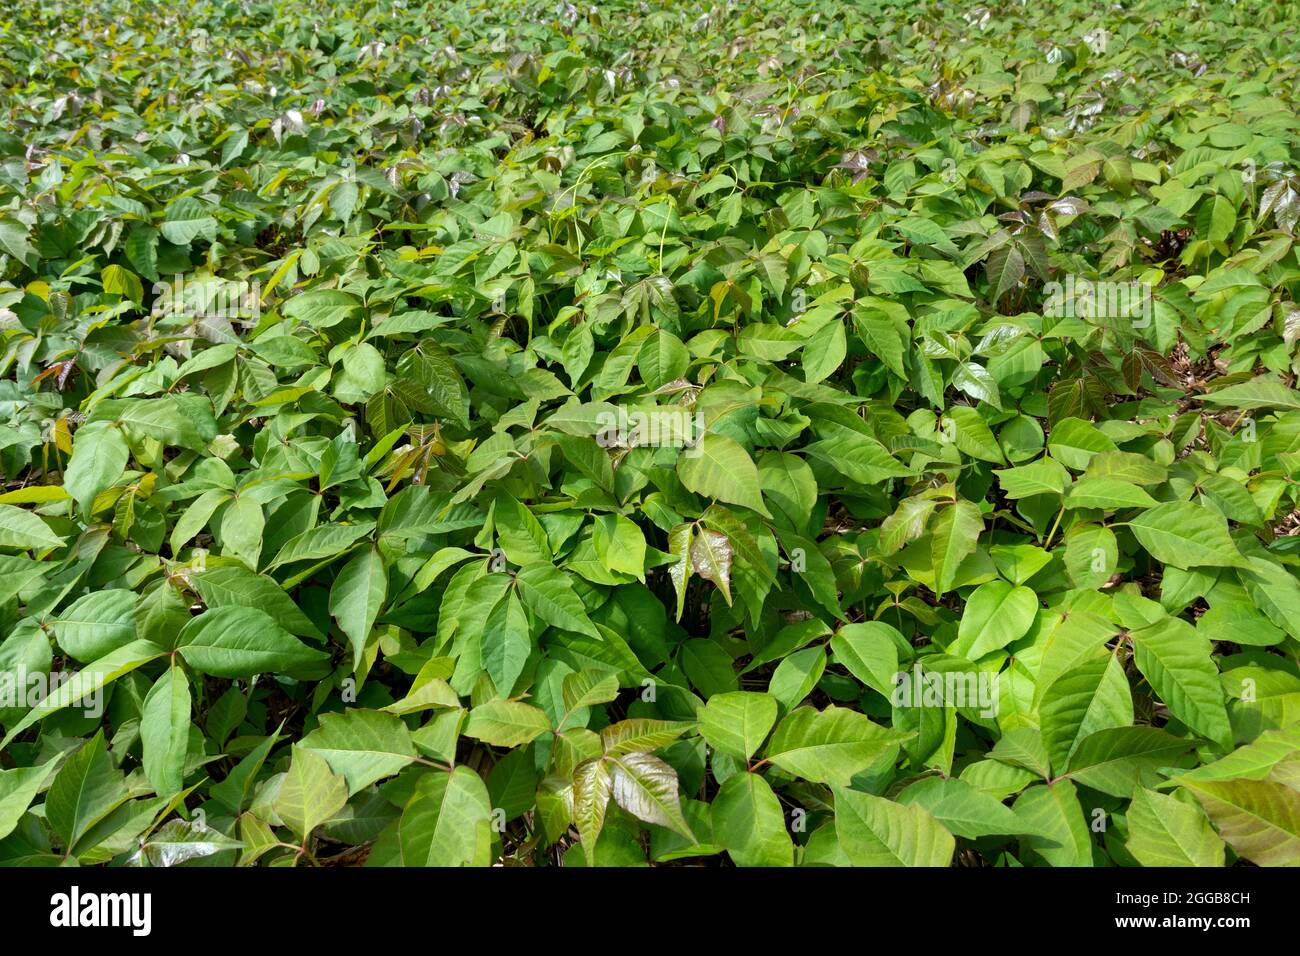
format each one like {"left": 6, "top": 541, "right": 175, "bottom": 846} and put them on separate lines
{"left": 300, "top": 709, "right": 417, "bottom": 795}
{"left": 192, "top": 566, "right": 322, "bottom": 639}
{"left": 712, "top": 772, "right": 793, "bottom": 866}
{"left": 369, "top": 767, "right": 493, "bottom": 867}
{"left": 562, "top": 670, "right": 620, "bottom": 714}
{"left": 53, "top": 589, "right": 138, "bottom": 662}
{"left": 1199, "top": 375, "right": 1300, "bottom": 411}
{"left": 764, "top": 705, "right": 909, "bottom": 785}
{"left": 515, "top": 563, "right": 600, "bottom": 638}
{"left": 0, "top": 756, "right": 58, "bottom": 840}
{"left": 757, "top": 451, "right": 818, "bottom": 533}
{"left": 593, "top": 513, "right": 647, "bottom": 580}
{"left": 1039, "top": 652, "right": 1132, "bottom": 775}
{"left": 833, "top": 787, "right": 955, "bottom": 867}
{"left": 698, "top": 691, "right": 779, "bottom": 761}
{"left": 282, "top": 289, "right": 363, "bottom": 328}
{"left": 140, "top": 664, "right": 192, "bottom": 799}
{"left": 1065, "top": 476, "right": 1158, "bottom": 511}
{"left": 950, "top": 580, "right": 1037, "bottom": 660}
{"left": 995, "top": 457, "right": 1071, "bottom": 499}
{"left": 930, "top": 500, "right": 983, "bottom": 596}
{"left": 1131, "top": 617, "right": 1233, "bottom": 749}
{"left": 159, "top": 197, "right": 217, "bottom": 244}
{"left": 384, "top": 677, "right": 459, "bottom": 716}
{"left": 1064, "top": 726, "right": 1191, "bottom": 797}
{"left": 63, "top": 422, "right": 129, "bottom": 517}
{"left": 176, "top": 606, "right": 329, "bottom": 678}
{"left": 803, "top": 421, "right": 911, "bottom": 484}
{"left": 1, "top": 640, "right": 167, "bottom": 750}
{"left": 1012, "top": 780, "right": 1093, "bottom": 867}
{"left": 88, "top": 396, "right": 216, "bottom": 450}
{"left": 677, "top": 433, "right": 771, "bottom": 517}
{"left": 464, "top": 700, "right": 552, "bottom": 747}
{"left": 0, "top": 219, "right": 33, "bottom": 263}
{"left": 0, "top": 554, "right": 45, "bottom": 607}
{"left": 991, "top": 728, "right": 1052, "bottom": 779}
{"left": 0, "top": 504, "right": 62, "bottom": 551}
{"left": 1126, "top": 787, "right": 1225, "bottom": 867}
{"left": 554, "top": 434, "right": 614, "bottom": 492}
{"left": 830, "top": 621, "right": 903, "bottom": 697}
{"left": 219, "top": 495, "right": 264, "bottom": 568}
{"left": 1173, "top": 727, "right": 1300, "bottom": 786}
{"left": 329, "top": 546, "right": 387, "bottom": 670}
{"left": 480, "top": 590, "right": 531, "bottom": 696}
{"left": 266, "top": 521, "right": 376, "bottom": 570}
{"left": 638, "top": 329, "right": 689, "bottom": 389}
{"left": 600, "top": 719, "right": 694, "bottom": 756}
{"left": 1047, "top": 418, "right": 1116, "bottom": 470}
{"left": 1127, "top": 501, "right": 1243, "bottom": 569}
{"left": 273, "top": 746, "right": 349, "bottom": 841}
{"left": 897, "top": 777, "right": 1044, "bottom": 839}
{"left": 493, "top": 495, "right": 551, "bottom": 564}
{"left": 45, "top": 733, "right": 130, "bottom": 853}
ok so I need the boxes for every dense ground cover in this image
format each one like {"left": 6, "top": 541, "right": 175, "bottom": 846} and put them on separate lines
{"left": 0, "top": 0, "right": 1299, "bottom": 867}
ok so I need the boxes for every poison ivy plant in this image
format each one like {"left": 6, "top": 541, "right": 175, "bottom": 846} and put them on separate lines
{"left": 0, "top": 0, "right": 1298, "bottom": 868}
